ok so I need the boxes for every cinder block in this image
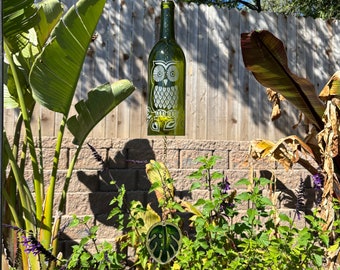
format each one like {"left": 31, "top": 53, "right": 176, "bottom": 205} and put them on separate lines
{"left": 26, "top": 148, "right": 68, "bottom": 170}
{"left": 153, "top": 149, "right": 179, "bottom": 169}
{"left": 85, "top": 138, "right": 112, "bottom": 149}
{"left": 274, "top": 169, "right": 305, "bottom": 190}
{"left": 72, "top": 148, "right": 107, "bottom": 170}
{"left": 107, "top": 148, "right": 128, "bottom": 169}
{"left": 60, "top": 215, "right": 95, "bottom": 240}
{"left": 70, "top": 170, "right": 100, "bottom": 192}
{"left": 180, "top": 150, "right": 212, "bottom": 169}
{"left": 136, "top": 169, "right": 151, "bottom": 191}
{"left": 66, "top": 193, "right": 93, "bottom": 216}
{"left": 212, "top": 150, "right": 229, "bottom": 170}
{"left": 229, "top": 150, "right": 249, "bottom": 169}
{"left": 126, "top": 191, "right": 147, "bottom": 206}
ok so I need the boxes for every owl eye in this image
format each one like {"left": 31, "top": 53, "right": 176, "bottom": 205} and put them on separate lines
{"left": 153, "top": 65, "right": 166, "bottom": 82}
{"left": 167, "top": 65, "right": 179, "bottom": 82}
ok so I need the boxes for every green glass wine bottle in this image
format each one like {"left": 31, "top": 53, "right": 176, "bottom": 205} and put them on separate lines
{"left": 147, "top": 0, "right": 186, "bottom": 136}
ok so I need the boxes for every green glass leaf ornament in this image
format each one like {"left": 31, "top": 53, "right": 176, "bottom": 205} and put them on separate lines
{"left": 146, "top": 222, "right": 182, "bottom": 264}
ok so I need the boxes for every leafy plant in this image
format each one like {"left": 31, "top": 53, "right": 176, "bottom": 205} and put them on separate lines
{"left": 241, "top": 30, "right": 340, "bottom": 265}
{"left": 57, "top": 153, "right": 336, "bottom": 269}
{"left": 61, "top": 215, "right": 124, "bottom": 269}
{"left": 2, "top": 0, "right": 134, "bottom": 269}
{"left": 175, "top": 156, "right": 330, "bottom": 269}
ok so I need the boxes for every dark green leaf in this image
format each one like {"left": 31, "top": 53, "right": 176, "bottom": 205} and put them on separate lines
{"left": 146, "top": 222, "right": 182, "bottom": 264}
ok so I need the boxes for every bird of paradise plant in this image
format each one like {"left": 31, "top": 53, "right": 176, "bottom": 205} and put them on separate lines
{"left": 3, "top": 0, "right": 135, "bottom": 269}
{"left": 241, "top": 30, "right": 340, "bottom": 267}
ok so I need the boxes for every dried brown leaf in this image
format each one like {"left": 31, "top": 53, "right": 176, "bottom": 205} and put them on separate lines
{"left": 319, "top": 71, "right": 340, "bottom": 101}
{"left": 250, "top": 135, "right": 318, "bottom": 174}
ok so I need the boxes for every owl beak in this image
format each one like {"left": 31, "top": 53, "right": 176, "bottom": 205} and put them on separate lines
{"left": 163, "top": 79, "right": 168, "bottom": 86}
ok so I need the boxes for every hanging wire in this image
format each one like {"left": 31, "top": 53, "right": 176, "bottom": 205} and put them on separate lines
{"left": 162, "top": 135, "right": 168, "bottom": 165}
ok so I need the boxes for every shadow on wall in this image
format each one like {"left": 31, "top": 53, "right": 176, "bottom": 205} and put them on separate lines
{"left": 58, "top": 139, "right": 158, "bottom": 258}
{"left": 77, "top": 139, "right": 157, "bottom": 226}
{"left": 259, "top": 170, "right": 317, "bottom": 218}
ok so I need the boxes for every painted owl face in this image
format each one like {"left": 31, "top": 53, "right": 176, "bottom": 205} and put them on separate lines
{"left": 153, "top": 61, "right": 179, "bottom": 86}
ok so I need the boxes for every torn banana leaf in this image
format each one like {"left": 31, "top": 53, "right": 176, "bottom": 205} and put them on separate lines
{"left": 319, "top": 71, "right": 340, "bottom": 102}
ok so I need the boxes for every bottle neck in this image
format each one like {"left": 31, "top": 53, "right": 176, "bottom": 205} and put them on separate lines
{"left": 159, "top": 0, "right": 175, "bottom": 40}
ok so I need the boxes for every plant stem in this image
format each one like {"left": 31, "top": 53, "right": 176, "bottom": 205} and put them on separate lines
{"left": 3, "top": 132, "right": 34, "bottom": 230}
{"left": 49, "top": 142, "right": 83, "bottom": 267}
{"left": 40, "top": 116, "right": 66, "bottom": 249}
{"left": 4, "top": 43, "right": 43, "bottom": 222}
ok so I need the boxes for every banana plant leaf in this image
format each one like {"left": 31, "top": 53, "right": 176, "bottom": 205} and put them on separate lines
{"left": 3, "top": 0, "right": 39, "bottom": 52}
{"left": 132, "top": 203, "right": 161, "bottom": 235}
{"left": 35, "top": 0, "right": 63, "bottom": 48}
{"left": 241, "top": 30, "right": 325, "bottom": 131}
{"left": 67, "top": 79, "right": 135, "bottom": 145}
{"left": 29, "top": 0, "right": 106, "bottom": 115}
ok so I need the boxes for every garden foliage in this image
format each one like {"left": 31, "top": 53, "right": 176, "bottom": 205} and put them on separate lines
{"left": 61, "top": 156, "right": 338, "bottom": 269}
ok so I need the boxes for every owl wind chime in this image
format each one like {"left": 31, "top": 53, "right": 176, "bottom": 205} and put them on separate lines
{"left": 145, "top": 0, "right": 184, "bottom": 265}
{"left": 147, "top": 0, "right": 186, "bottom": 136}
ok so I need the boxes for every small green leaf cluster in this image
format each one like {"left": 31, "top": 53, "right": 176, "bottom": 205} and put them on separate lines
{"left": 61, "top": 215, "right": 124, "bottom": 269}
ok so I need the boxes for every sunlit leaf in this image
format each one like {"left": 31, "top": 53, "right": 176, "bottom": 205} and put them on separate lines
{"left": 319, "top": 71, "right": 340, "bottom": 101}
{"left": 250, "top": 135, "right": 318, "bottom": 174}
{"left": 146, "top": 160, "right": 174, "bottom": 202}
{"left": 235, "top": 178, "right": 251, "bottom": 186}
{"left": 131, "top": 203, "right": 161, "bottom": 235}
{"left": 35, "top": 0, "right": 63, "bottom": 48}
{"left": 3, "top": 0, "right": 39, "bottom": 52}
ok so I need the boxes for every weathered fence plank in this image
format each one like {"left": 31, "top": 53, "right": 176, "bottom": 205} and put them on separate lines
{"left": 5, "top": 1, "right": 340, "bottom": 141}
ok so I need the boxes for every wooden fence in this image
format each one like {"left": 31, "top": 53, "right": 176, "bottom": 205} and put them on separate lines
{"left": 4, "top": 0, "right": 340, "bottom": 141}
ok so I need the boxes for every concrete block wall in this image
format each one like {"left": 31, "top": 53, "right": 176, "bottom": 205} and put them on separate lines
{"left": 45, "top": 137, "right": 317, "bottom": 256}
